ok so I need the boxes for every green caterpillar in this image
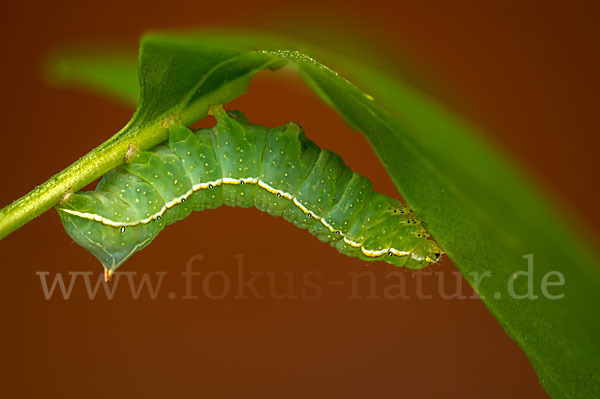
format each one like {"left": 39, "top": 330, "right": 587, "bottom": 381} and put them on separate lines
{"left": 57, "top": 105, "right": 442, "bottom": 281}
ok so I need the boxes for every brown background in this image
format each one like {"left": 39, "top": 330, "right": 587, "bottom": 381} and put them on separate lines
{"left": 0, "top": 1, "right": 598, "bottom": 398}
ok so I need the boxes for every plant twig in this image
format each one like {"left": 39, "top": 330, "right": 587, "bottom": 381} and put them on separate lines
{"left": 0, "top": 122, "right": 167, "bottom": 239}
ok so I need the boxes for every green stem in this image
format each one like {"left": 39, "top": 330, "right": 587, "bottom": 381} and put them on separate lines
{"left": 0, "top": 122, "right": 167, "bottom": 239}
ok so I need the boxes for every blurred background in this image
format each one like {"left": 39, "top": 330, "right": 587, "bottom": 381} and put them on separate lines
{"left": 0, "top": 1, "right": 598, "bottom": 397}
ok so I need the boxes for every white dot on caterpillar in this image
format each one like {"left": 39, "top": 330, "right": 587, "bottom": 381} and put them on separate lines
{"left": 136, "top": 188, "right": 140, "bottom": 192}
{"left": 239, "top": 158, "right": 243, "bottom": 163}
{"left": 120, "top": 227, "right": 126, "bottom": 234}
{"left": 154, "top": 174, "right": 159, "bottom": 179}
{"left": 173, "top": 179, "right": 178, "bottom": 185}
{"left": 187, "top": 151, "right": 191, "bottom": 155}
{"left": 205, "top": 162, "right": 209, "bottom": 167}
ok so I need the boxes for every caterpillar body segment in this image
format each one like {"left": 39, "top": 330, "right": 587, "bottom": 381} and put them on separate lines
{"left": 57, "top": 105, "right": 442, "bottom": 277}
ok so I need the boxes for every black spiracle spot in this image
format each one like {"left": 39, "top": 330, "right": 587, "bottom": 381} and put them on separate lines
{"left": 240, "top": 181, "right": 245, "bottom": 185}
{"left": 276, "top": 193, "right": 282, "bottom": 198}
{"left": 120, "top": 227, "right": 126, "bottom": 234}
{"left": 156, "top": 215, "right": 162, "bottom": 221}
{"left": 209, "top": 184, "right": 214, "bottom": 189}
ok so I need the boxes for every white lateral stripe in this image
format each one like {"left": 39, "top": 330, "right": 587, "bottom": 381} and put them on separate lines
{"left": 390, "top": 249, "right": 411, "bottom": 256}
{"left": 62, "top": 176, "right": 417, "bottom": 260}
{"left": 343, "top": 237, "right": 362, "bottom": 248}
{"left": 193, "top": 178, "right": 223, "bottom": 190}
{"left": 292, "top": 197, "right": 313, "bottom": 217}
{"left": 256, "top": 180, "right": 294, "bottom": 200}
{"left": 319, "top": 218, "right": 336, "bottom": 233}
{"left": 361, "top": 247, "right": 389, "bottom": 257}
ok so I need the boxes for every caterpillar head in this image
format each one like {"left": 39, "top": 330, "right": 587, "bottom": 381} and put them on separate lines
{"left": 405, "top": 239, "right": 444, "bottom": 269}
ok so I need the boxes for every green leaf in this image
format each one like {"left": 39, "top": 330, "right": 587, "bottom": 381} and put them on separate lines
{"left": 44, "top": 46, "right": 140, "bottom": 105}
{"left": 293, "top": 55, "right": 600, "bottom": 398}
{"left": 44, "top": 31, "right": 600, "bottom": 397}
{"left": 129, "top": 33, "right": 288, "bottom": 129}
